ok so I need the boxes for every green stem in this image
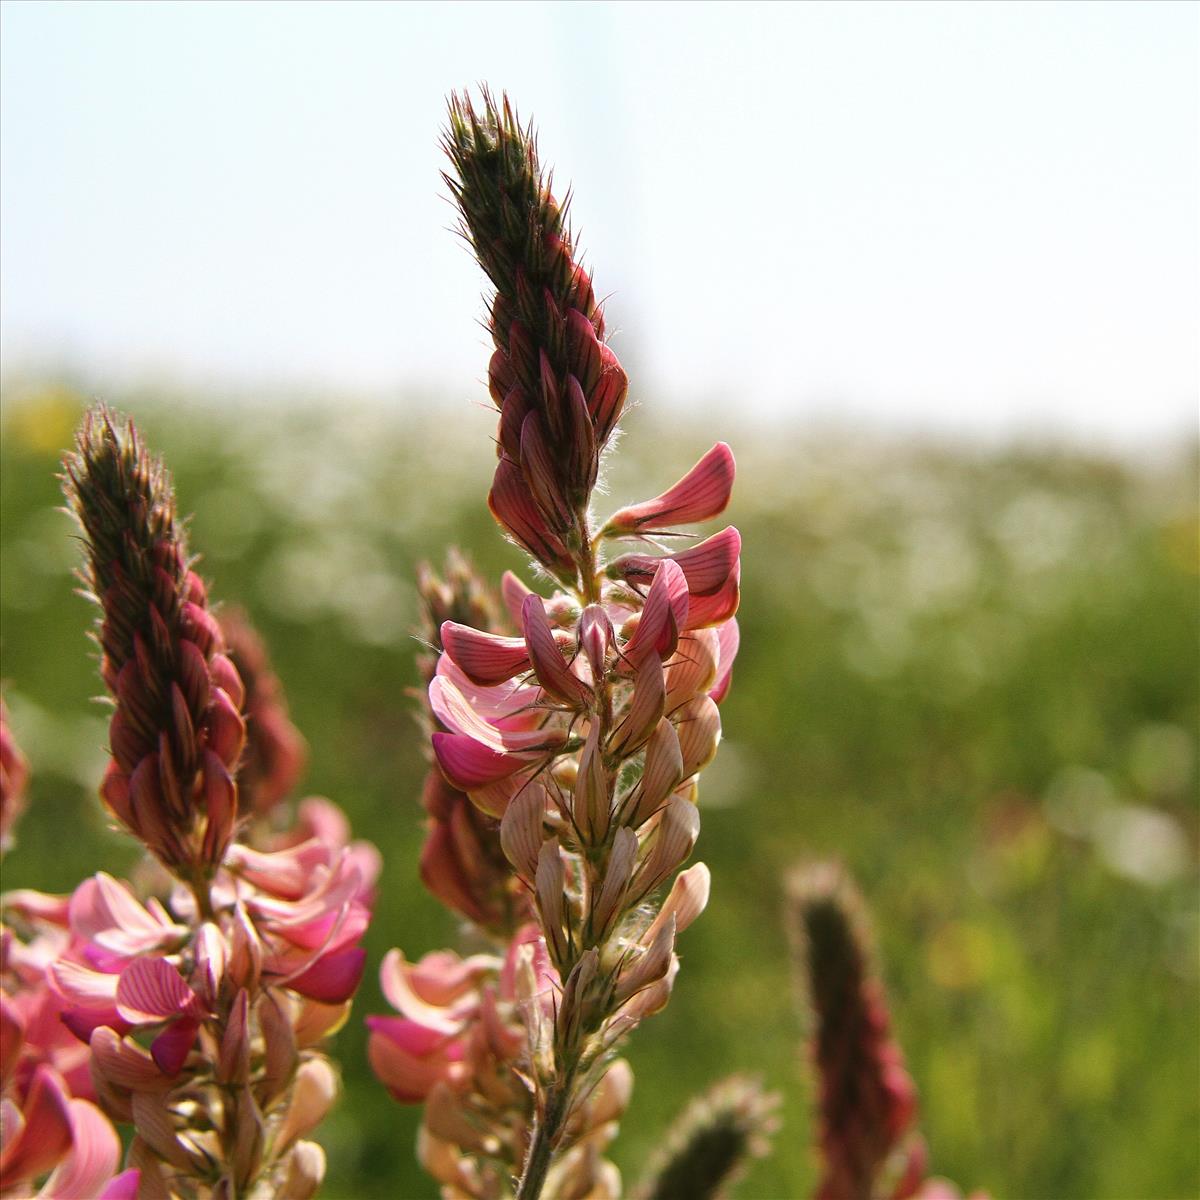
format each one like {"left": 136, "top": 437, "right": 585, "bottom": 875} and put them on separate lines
{"left": 515, "top": 1073, "right": 575, "bottom": 1200}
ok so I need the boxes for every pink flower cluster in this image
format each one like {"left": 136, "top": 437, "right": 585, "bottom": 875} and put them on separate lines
{"left": 1, "top": 717, "right": 137, "bottom": 1199}
{"left": 370, "top": 928, "right": 630, "bottom": 1199}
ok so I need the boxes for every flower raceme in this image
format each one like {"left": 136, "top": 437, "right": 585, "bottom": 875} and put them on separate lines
{"left": 370, "top": 91, "right": 744, "bottom": 1200}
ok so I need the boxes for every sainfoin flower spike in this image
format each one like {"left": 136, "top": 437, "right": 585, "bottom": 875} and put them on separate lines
{"left": 48, "top": 407, "right": 377, "bottom": 1197}
{"left": 370, "top": 89, "right": 743, "bottom": 1200}
{"left": 786, "top": 863, "right": 987, "bottom": 1200}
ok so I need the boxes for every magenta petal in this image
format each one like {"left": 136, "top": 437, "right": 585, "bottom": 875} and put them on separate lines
{"left": 364, "top": 1015, "right": 452, "bottom": 1058}
{"left": 150, "top": 1018, "right": 199, "bottom": 1075}
{"left": 99, "top": 1169, "right": 142, "bottom": 1200}
{"left": 603, "top": 442, "right": 735, "bottom": 533}
{"left": 432, "top": 732, "right": 527, "bottom": 790}
{"left": 287, "top": 946, "right": 367, "bottom": 1004}
{"left": 60, "top": 1006, "right": 132, "bottom": 1045}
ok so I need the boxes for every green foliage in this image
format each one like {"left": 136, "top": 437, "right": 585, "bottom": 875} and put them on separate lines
{"left": 1, "top": 386, "right": 1196, "bottom": 1199}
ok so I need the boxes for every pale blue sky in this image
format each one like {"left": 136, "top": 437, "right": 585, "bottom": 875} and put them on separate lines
{"left": 1, "top": 1, "right": 1196, "bottom": 440}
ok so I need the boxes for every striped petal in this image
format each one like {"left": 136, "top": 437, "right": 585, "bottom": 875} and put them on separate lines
{"left": 603, "top": 443, "right": 735, "bottom": 534}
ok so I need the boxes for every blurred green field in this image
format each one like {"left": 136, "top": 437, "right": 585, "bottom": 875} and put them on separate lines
{"left": 1, "top": 384, "right": 1197, "bottom": 1200}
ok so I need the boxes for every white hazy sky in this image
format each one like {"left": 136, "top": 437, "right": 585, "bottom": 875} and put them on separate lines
{"left": 1, "top": 0, "right": 1196, "bottom": 441}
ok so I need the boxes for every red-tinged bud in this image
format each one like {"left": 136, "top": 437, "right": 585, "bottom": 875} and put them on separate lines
{"left": 63, "top": 408, "right": 248, "bottom": 879}
{"left": 573, "top": 724, "right": 611, "bottom": 844}
{"left": 500, "top": 782, "right": 548, "bottom": 882}
{"left": 578, "top": 604, "right": 613, "bottom": 683}
{"left": 217, "top": 989, "right": 251, "bottom": 1084}
{"left": 534, "top": 839, "right": 569, "bottom": 968}
{"left": 615, "top": 915, "right": 675, "bottom": 1007}
{"left": 592, "top": 826, "right": 638, "bottom": 938}
{"left": 603, "top": 443, "right": 736, "bottom": 537}
{"left": 488, "top": 457, "right": 575, "bottom": 577}
{"left": 520, "top": 411, "right": 573, "bottom": 532}
{"left": 627, "top": 719, "right": 683, "bottom": 830}
{"left": 609, "top": 656, "right": 667, "bottom": 759}
{"left": 629, "top": 797, "right": 700, "bottom": 907}
{"left": 676, "top": 696, "right": 722, "bottom": 779}
{"left": 664, "top": 631, "right": 720, "bottom": 713}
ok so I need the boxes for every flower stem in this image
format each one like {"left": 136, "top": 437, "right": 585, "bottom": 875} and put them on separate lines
{"left": 515, "top": 1071, "right": 575, "bottom": 1200}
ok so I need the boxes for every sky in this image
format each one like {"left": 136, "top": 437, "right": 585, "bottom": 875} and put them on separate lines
{"left": 1, "top": 1, "right": 1196, "bottom": 442}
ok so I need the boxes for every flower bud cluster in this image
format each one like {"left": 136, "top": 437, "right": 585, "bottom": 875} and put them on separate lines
{"left": 63, "top": 411, "right": 247, "bottom": 886}
{"left": 369, "top": 928, "right": 629, "bottom": 1199}
{"left": 371, "top": 91, "right": 743, "bottom": 1200}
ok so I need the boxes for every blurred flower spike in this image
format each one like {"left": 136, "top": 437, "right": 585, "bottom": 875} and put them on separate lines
{"left": 371, "top": 89, "right": 742, "bottom": 1200}
{"left": 787, "top": 862, "right": 987, "bottom": 1200}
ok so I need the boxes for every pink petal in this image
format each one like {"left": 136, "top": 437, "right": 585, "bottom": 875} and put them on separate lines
{"left": 115, "top": 958, "right": 198, "bottom": 1025}
{"left": 521, "top": 594, "right": 592, "bottom": 707}
{"left": 682, "top": 567, "right": 740, "bottom": 630}
{"left": 150, "top": 1019, "right": 199, "bottom": 1076}
{"left": 500, "top": 571, "right": 534, "bottom": 627}
{"left": 603, "top": 443, "right": 735, "bottom": 534}
{"left": 710, "top": 618, "right": 740, "bottom": 703}
{"left": 623, "top": 560, "right": 689, "bottom": 664}
{"left": 439, "top": 622, "right": 531, "bottom": 686}
{"left": 428, "top": 677, "right": 562, "bottom": 753}
{"left": 49, "top": 960, "right": 120, "bottom": 1008}
{"left": 0, "top": 1065, "right": 72, "bottom": 1190}
{"left": 432, "top": 732, "right": 532, "bottom": 791}
{"left": 98, "top": 1169, "right": 142, "bottom": 1200}
{"left": 286, "top": 946, "right": 366, "bottom": 1004}
{"left": 40, "top": 1098, "right": 120, "bottom": 1199}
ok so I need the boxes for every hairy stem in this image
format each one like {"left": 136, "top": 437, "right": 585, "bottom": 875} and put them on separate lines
{"left": 515, "top": 1072, "right": 575, "bottom": 1200}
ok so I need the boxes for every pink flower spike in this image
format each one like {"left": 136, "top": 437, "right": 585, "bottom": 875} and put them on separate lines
{"left": 520, "top": 594, "right": 593, "bottom": 708}
{"left": 602, "top": 443, "right": 735, "bottom": 535}
{"left": 623, "top": 560, "right": 689, "bottom": 665}
{"left": 440, "top": 622, "right": 531, "bottom": 686}
{"left": 115, "top": 958, "right": 202, "bottom": 1025}
{"left": 710, "top": 618, "right": 741, "bottom": 704}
